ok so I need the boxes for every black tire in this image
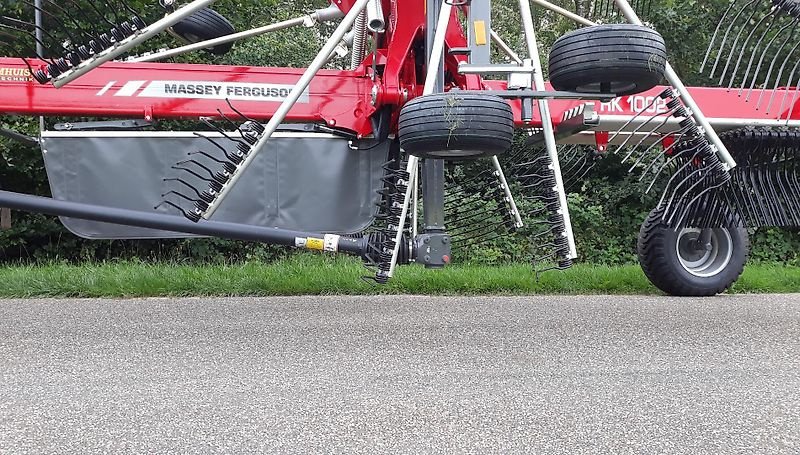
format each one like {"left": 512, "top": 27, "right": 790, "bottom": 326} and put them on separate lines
{"left": 171, "top": 8, "right": 236, "bottom": 55}
{"left": 638, "top": 209, "right": 750, "bottom": 296}
{"left": 398, "top": 92, "right": 514, "bottom": 160}
{"left": 549, "top": 24, "right": 667, "bottom": 97}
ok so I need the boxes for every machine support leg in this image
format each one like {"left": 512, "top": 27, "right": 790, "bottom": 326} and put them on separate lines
{"left": 416, "top": 0, "right": 452, "bottom": 269}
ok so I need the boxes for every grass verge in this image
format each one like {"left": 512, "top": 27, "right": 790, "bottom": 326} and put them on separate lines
{"left": 0, "top": 255, "right": 798, "bottom": 298}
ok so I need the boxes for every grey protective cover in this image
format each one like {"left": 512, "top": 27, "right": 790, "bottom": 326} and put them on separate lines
{"left": 41, "top": 131, "right": 387, "bottom": 239}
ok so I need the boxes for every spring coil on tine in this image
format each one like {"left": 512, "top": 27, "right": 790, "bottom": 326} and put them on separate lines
{"left": 159, "top": 103, "right": 268, "bottom": 223}
{"left": 6, "top": 0, "right": 148, "bottom": 84}
{"left": 362, "top": 155, "right": 409, "bottom": 285}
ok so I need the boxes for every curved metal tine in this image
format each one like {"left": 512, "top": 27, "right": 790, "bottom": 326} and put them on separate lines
{"left": 17, "top": 2, "right": 84, "bottom": 45}
{"left": 565, "top": 161, "right": 590, "bottom": 190}
{"left": 756, "top": 144, "right": 785, "bottom": 224}
{"left": 737, "top": 141, "right": 766, "bottom": 225}
{"left": 154, "top": 200, "right": 191, "bottom": 218}
{"left": 738, "top": 145, "right": 765, "bottom": 225}
{"left": 571, "top": 158, "right": 599, "bottom": 186}
{"left": 66, "top": 0, "right": 117, "bottom": 28}
{"left": 770, "top": 149, "right": 792, "bottom": 225}
{"left": 662, "top": 162, "right": 713, "bottom": 220}
{"left": 623, "top": 105, "right": 682, "bottom": 167}
{"left": 747, "top": 17, "right": 796, "bottom": 100}
{"left": 161, "top": 190, "right": 196, "bottom": 203}
{"left": 617, "top": 111, "right": 675, "bottom": 163}
{"left": 742, "top": 136, "right": 771, "bottom": 223}
{"left": 201, "top": 118, "right": 249, "bottom": 147}
{"left": 0, "top": 15, "right": 70, "bottom": 50}
{"left": 767, "top": 36, "right": 800, "bottom": 116}
{"left": 188, "top": 150, "right": 229, "bottom": 165}
{"left": 163, "top": 177, "right": 203, "bottom": 198}
{"left": 758, "top": 22, "right": 800, "bottom": 110}
{"left": 725, "top": 7, "right": 778, "bottom": 89}
{"left": 669, "top": 179, "right": 729, "bottom": 227}
{"left": 31, "top": 0, "right": 96, "bottom": 38}
{"left": 215, "top": 109, "right": 243, "bottom": 132}
{"left": 562, "top": 151, "right": 587, "bottom": 178}
{"left": 0, "top": 28, "right": 56, "bottom": 63}
{"left": 656, "top": 146, "right": 704, "bottom": 207}
{"left": 447, "top": 205, "right": 496, "bottom": 227}
{"left": 639, "top": 131, "right": 701, "bottom": 189}
{"left": 710, "top": 0, "right": 762, "bottom": 78}
{"left": 114, "top": 0, "right": 143, "bottom": 17}
{"left": 465, "top": 229, "right": 509, "bottom": 246}
{"left": 0, "top": 21, "right": 59, "bottom": 61}
{"left": 511, "top": 154, "right": 551, "bottom": 172}
{"left": 784, "top": 139, "right": 800, "bottom": 219}
{"left": 637, "top": 126, "right": 694, "bottom": 178}
{"left": 558, "top": 144, "right": 582, "bottom": 166}
{"left": 449, "top": 214, "right": 499, "bottom": 236}
{"left": 175, "top": 159, "right": 218, "bottom": 178}
{"left": 562, "top": 147, "right": 589, "bottom": 176}
{"left": 193, "top": 132, "right": 240, "bottom": 163}
{"left": 451, "top": 221, "right": 499, "bottom": 239}
{"left": 225, "top": 98, "right": 260, "bottom": 124}
{"left": 608, "top": 90, "right": 672, "bottom": 146}
{"left": 788, "top": 147, "right": 800, "bottom": 224}
{"left": 717, "top": 3, "right": 767, "bottom": 86}
{"left": 729, "top": 165, "right": 756, "bottom": 227}
{"left": 171, "top": 165, "right": 213, "bottom": 183}
{"left": 701, "top": 0, "right": 741, "bottom": 72}
{"left": 779, "top": 53, "right": 800, "bottom": 124}
{"left": 757, "top": 137, "right": 784, "bottom": 225}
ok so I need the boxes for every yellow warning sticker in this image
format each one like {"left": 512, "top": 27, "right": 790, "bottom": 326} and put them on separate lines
{"left": 474, "top": 20, "right": 488, "bottom": 46}
{"left": 306, "top": 238, "right": 325, "bottom": 251}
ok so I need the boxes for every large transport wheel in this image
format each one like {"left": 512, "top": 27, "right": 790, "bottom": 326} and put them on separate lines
{"left": 548, "top": 24, "right": 668, "bottom": 97}
{"left": 170, "top": 8, "right": 236, "bottom": 55}
{"left": 638, "top": 209, "right": 750, "bottom": 296}
{"left": 398, "top": 92, "right": 514, "bottom": 161}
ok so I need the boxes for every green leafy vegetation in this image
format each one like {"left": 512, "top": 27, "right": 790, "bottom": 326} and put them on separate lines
{"left": 0, "top": 255, "right": 797, "bottom": 298}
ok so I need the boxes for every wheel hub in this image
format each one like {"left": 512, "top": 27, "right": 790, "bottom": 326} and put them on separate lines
{"left": 676, "top": 228, "right": 734, "bottom": 278}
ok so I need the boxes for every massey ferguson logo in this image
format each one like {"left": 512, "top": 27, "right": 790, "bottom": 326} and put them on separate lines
{"left": 96, "top": 80, "right": 308, "bottom": 103}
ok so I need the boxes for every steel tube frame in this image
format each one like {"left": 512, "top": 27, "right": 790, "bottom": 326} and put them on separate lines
{"left": 0, "top": 191, "right": 366, "bottom": 255}
{"left": 201, "top": 0, "right": 371, "bottom": 219}
{"left": 52, "top": 0, "right": 218, "bottom": 88}
{"left": 519, "top": 0, "right": 578, "bottom": 259}
{"left": 490, "top": 30, "right": 524, "bottom": 65}
{"left": 527, "top": 0, "right": 737, "bottom": 171}
{"left": 132, "top": 5, "right": 344, "bottom": 63}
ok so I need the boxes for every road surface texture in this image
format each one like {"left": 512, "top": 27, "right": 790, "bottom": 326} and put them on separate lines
{"left": 1, "top": 295, "right": 799, "bottom": 454}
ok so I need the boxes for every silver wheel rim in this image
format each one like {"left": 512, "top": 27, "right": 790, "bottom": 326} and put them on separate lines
{"left": 676, "top": 228, "right": 734, "bottom": 278}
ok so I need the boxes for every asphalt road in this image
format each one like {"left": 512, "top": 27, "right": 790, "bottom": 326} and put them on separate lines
{"left": 1, "top": 295, "right": 799, "bottom": 454}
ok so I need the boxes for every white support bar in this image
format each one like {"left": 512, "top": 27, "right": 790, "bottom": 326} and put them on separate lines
{"left": 492, "top": 156, "right": 525, "bottom": 229}
{"left": 519, "top": 0, "right": 578, "bottom": 260}
{"left": 201, "top": 0, "right": 371, "bottom": 220}
{"left": 131, "top": 5, "right": 344, "bottom": 63}
{"left": 490, "top": 30, "right": 524, "bottom": 65}
{"left": 52, "top": 0, "right": 217, "bottom": 88}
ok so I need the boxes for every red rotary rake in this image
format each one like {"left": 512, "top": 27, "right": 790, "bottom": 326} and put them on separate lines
{"left": 0, "top": 0, "right": 798, "bottom": 295}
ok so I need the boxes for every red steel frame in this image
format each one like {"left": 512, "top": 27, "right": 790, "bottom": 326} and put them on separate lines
{"left": 1, "top": 2, "right": 799, "bottom": 135}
